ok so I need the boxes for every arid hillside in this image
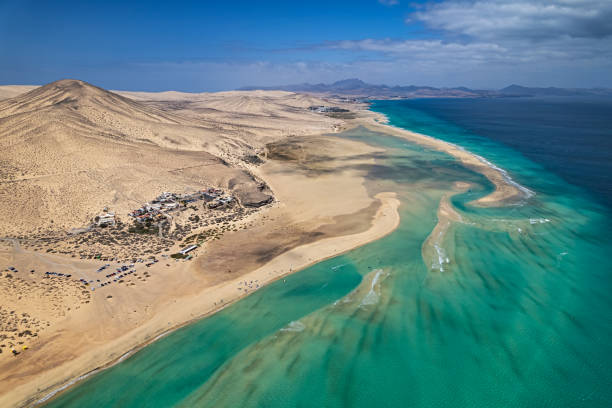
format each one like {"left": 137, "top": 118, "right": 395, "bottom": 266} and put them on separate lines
{"left": 0, "top": 80, "right": 343, "bottom": 236}
{"left": 116, "top": 89, "right": 345, "bottom": 158}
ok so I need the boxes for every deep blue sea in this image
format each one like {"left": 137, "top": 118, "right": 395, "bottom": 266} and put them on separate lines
{"left": 370, "top": 97, "right": 612, "bottom": 208}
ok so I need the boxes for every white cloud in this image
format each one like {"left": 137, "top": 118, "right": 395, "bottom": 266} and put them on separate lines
{"left": 411, "top": 0, "right": 612, "bottom": 41}
{"left": 317, "top": 0, "right": 612, "bottom": 87}
{"left": 329, "top": 36, "right": 612, "bottom": 64}
{"left": 35, "top": 0, "right": 610, "bottom": 90}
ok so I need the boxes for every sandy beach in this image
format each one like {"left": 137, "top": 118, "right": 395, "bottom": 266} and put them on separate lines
{"left": 3, "top": 0, "right": 611, "bottom": 405}
{"left": 0, "top": 88, "right": 400, "bottom": 406}
{"left": 356, "top": 111, "right": 531, "bottom": 206}
{"left": 0, "top": 83, "right": 528, "bottom": 408}
{"left": 5, "top": 193, "right": 400, "bottom": 408}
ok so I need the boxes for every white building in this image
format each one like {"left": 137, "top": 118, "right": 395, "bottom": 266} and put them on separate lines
{"left": 96, "top": 212, "right": 116, "bottom": 227}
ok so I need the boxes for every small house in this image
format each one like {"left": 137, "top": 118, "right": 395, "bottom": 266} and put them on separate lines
{"left": 96, "top": 212, "right": 116, "bottom": 227}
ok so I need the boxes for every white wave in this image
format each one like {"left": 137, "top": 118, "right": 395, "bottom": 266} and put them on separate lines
{"left": 556, "top": 251, "right": 569, "bottom": 267}
{"left": 36, "top": 369, "right": 101, "bottom": 405}
{"left": 430, "top": 229, "right": 450, "bottom": 272}
{"left": 432, "top": 243, "right": 450, "bottom": 272}
{"left": 374, "top": 112, "right": 534, "bottom": 204}
{"left": 529, "top": 218, "right": 551, "bottom": 224}
{"left": 334, "top": 294, "right": 352, "bottom": 306}
{"left": 360, "top": 269, "right": 387, "bottom": 306}
{"left": 452, "top": 144, "right": 535, "bottom": 201}
{"left": 281, "top": 320, "right": 305, "bottom": 332}
{"left": 117, "top": 350, "right": 133, "bottom": 363}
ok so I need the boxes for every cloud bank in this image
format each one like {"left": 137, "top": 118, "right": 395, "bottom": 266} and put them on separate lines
{"left": 318, "top": 0, "right": 612, "bottom": 87}
{"left": 412, "top": 0, "right": 612, "bottom": 41}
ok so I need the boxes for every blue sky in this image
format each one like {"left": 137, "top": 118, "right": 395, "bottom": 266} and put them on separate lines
{"left": 1, "top": 0, "right": 611, "bottom": 91}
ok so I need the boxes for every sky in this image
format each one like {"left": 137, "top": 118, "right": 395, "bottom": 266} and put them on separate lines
{"left": 1, "top": 0, "right": 611, "bottom": 91}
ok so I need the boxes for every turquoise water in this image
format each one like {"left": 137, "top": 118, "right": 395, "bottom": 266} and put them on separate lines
{"left": 370, "top": 97, "right": 612, "bottom": 208}
{"left": 45, "top": 103, "right": 612, "bottom": 407}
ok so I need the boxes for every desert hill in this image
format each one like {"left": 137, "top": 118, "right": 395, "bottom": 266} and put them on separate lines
{"left": 0, "top": 81, "right": 343, "bottom": 160}
{"left": 116, "top": 88, "right": 343, "bottom": 142}
{"left": 0, "top": 80, "right": 230, "bottom": 154}
{"left": 0, "top": 79, "right": 341, "bottom": 236}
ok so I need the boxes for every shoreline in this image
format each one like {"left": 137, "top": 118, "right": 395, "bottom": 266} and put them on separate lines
{"left": 5, "top": 105, "right": 529, "bottom": 408}
{"left": 355, "top": 110, "right": 533, "bottom": 207}
{"left": 11, "top": 192, "right": 400, "bottom": 408}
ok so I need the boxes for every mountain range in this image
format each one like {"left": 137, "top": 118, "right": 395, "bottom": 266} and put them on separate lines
{"left": 241, "top": 78, "right": 612, "bottom": 99}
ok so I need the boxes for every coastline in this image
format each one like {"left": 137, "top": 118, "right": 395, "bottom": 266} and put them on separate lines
{"left": 3, "top": 104, "right": 529, "bottom": 408}
{"left": 355, "top": 110, "right": 532, "bottom": 206}
{"left": 30, "top": 193, "right": 400, "bottom": 408}
{"left": 0, "top": 128, "right": 400, "bottom": 408}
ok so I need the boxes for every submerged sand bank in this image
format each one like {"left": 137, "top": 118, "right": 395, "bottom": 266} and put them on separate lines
{"left": 421, "top": 182, "right": 469, "bottom": 273}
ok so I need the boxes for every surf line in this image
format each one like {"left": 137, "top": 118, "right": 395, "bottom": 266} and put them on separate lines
{"left": 367, "top": 113, "right": 535, "bottom": 204}
{"left": 32, "top": 300, "right": 234, "bottom": 406}
{"left": 458, "top": 145, "right": 535, "bottom": 200}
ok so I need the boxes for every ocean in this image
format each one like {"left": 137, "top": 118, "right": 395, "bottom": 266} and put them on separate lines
{"left": 372, "top": 97, "right": 612, "bottom": 208}
{"left": 44, "top": 98, "right": 612, "bottom": 407}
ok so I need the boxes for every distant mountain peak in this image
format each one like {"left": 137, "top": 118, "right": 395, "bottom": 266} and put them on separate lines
{"left": 330, "top": 78, "right": 367, "bottom": 90}
{"left": 501, "top": 84, "right": 529, "bottom": 91}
